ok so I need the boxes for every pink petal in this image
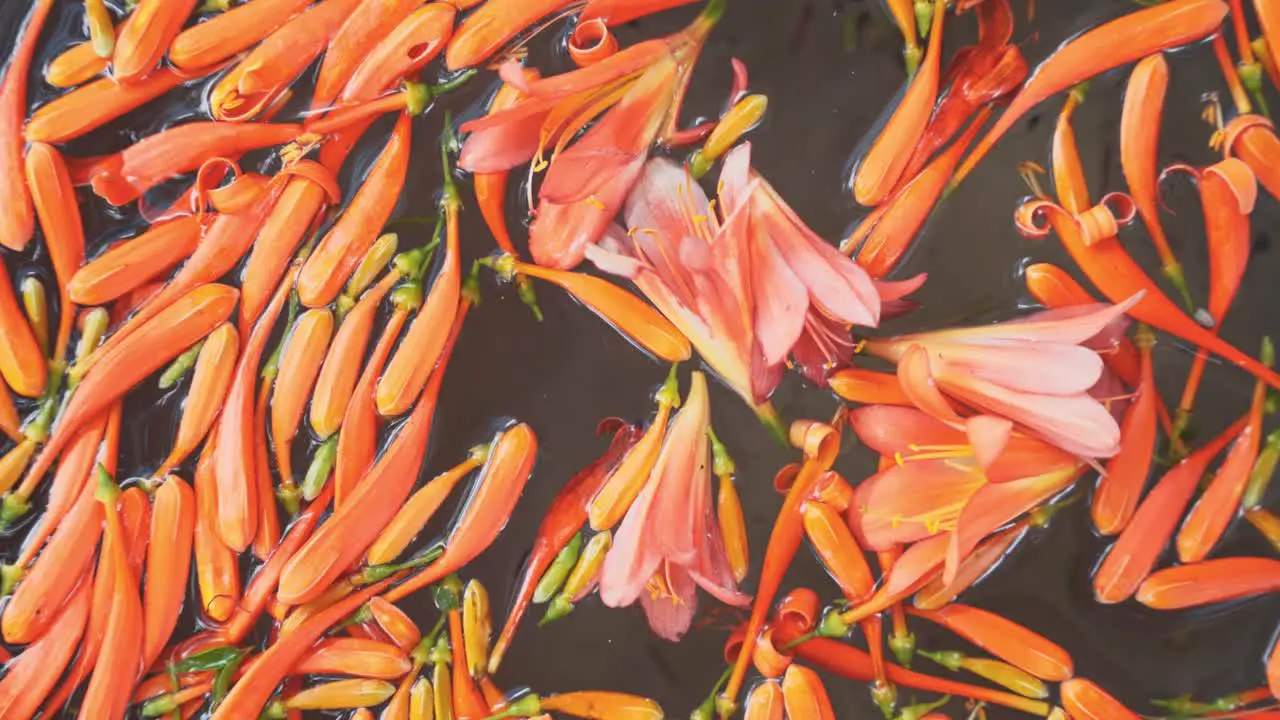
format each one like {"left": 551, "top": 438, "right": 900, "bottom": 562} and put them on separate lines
{"left": 936, "top": 367, "right": 1122, "bottom": 459}
{"left": 750, "top": 340, "right": 787, "bottom": 404}
{"left": 966, "top": 415, "right": 1012, "bottom": 470}
{"left": 584, "top": 225, "right": 646, "bottom": 277}
{"left": 898, "top": 345, "right": 963, "bottom": 423}
{"left": 528, "top": 154, "right": 645, "bottom": 269}
{"left": 640, "top": 562, "right": 698, "bottom": 641}
{"left": 849, "top": 405, "right": 964, "bottom": 457}
{"left": 762, "top": 207, "right": 879, "bottom": 327}
{"left": 457, "top": 108, "right": 548, "bottom": 173}
{"left": 850, "top": 462, "right": 986, "bottom": 550}
{"left": 623, "top": 157, "right": 711, "bottom": 252}
{"left": 929, "top": 340, "right": 1104, "bottom": 396}
{"left": 538, "top": 57, "right": 677, "bottom": 205}
{"left": 648, "top": 371, "right": 711, "bottom": 566}
{"left": 749, "top": 214, "right": 808, "bottom": 366}
{"left": 880, "top": 533, "right": 949, "bottom": 599}
{"left": 940, "top": 294, "right": 1142, "bottom": 346}
{"left": 599, "top": 462, "right": 666, "bottom": 608}
{"left": 716, "top": 142, "right": 754, "bottom": 215}
{"left": 944, "top": 464, "right": 1080, "bottom": 582}
{"left": 691, "top": 497, "right": 751, "bottom": 607}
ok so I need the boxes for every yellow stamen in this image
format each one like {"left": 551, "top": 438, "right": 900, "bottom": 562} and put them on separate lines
{"left": 587, "top": 195, "right": 606, "bottom": 210}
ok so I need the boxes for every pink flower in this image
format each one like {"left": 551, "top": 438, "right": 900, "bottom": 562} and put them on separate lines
{"left": 847, "top": 404, "right": 1083, "bottom": 582}
{"left": 598, "top": 371, "right": 749, "bottom": 641}
{"left": 586, "top": 143, "right": 918, "bottom": 419}
{"left": 862, "top": 297, "right": 1141, "bottom": 459}
{"left": 457, "top": 3, "right": 722, "bottom": 269}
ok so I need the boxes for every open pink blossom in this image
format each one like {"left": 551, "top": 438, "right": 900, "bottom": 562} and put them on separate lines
{"left": 586, "top": 143, "right": 920, "bottom": 424}
{"left": 847, "top": 404, "right": 1084, "bottom": 581}
{"left": 862, "top": 296, "right": 1140, "bottom": 459}
{"left": 457, "top": 3, "right": 722, "bottom": 269}
{"left": 598, "top": 371, "right": 749, "bottom": 641}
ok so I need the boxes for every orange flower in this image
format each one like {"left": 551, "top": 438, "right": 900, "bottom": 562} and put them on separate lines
{"left": 458, "top": 0, "right": 723, "bottom": 269}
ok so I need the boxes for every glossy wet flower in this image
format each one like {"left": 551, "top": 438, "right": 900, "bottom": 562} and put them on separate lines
{"left": 848, "top": 404, "right": 1083, "bottom": 580}
{"left": 587, "top": 144, "right": 916, "bottom": 424}
{"left": 457, "top": 0, "right": 724, "bottom": 269}
{"left": 598, "top": 371, "right": 749, "bottom": 641}
{"left": 862, "top": 298, "right": 1139, "bottom": 459}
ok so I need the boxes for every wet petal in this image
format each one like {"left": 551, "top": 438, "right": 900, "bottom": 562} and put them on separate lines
{"left": 937, "top": 366, "right": 1122, "bottom": 459}
{"left": 849, "top": 404, "right": 965, "bottom": 457}
{"left": 623, "top": 157, "right": 711, "bottom": 252}
{"left": 457, "top": 105, "right": 550, "bottom": 173}
{"left": 898, "top": 345, "right": 963, "bottom": 423}
{"left": 929, "top": 339, "right": 1104, "bottom": 396}
{"left": 966, "top": 415, "right": 1012, "bottom": 470}
{"left": 599, "top": 455, "right": 667, "bottom": 607}
{"left": 650, "top": 372, "right": 712, "bottom": 565}
{"left": 640, "top": 562, "right": 698, "bottom": 641}
{"left": 850, "top": 462, "right": 986, "bottom": 550}
{"left": 529, "top": 154, "right": 646, "bottom": 269}
{"left": 946, "top": 465, "right": 1080, "bottom": 582}
{"left": 934, "top": 294, "right": 1141, "bottom": 346}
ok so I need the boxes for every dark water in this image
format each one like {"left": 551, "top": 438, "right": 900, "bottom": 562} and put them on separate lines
{"left": 1, "top": 0, "right": 1278, "bottom": 717}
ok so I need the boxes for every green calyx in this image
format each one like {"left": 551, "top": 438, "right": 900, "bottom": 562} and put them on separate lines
{"left": 392, "top": 281, "right": 424, "bottom": 312}
{"left": 871, "top": 681, "right": 898, "bottom": 719}
{"left": 276, "top": 484, "right": 301, "bottom": 517}
{"left": 0, "top": 563, "right": 25, "bottom": 596}
{"left": 428, "top": 634, "right": 452, "bottom": 666}
{"left": 482, "top": 692, "right": 541, "bottom": 720}
{"left": 656, "top": 363, "right": 681, "bottom": 409}
{"left": 817, "top": 608, "right": 850, "bottom": 638}
{"left": 708, "top": 426, "right": 735, "bottom": 476}
{"left": 889, "top": 632, "right": 916, "bottom": 668}
{"left": 0, "top": 493, "right": 33, "bottom": 532}
{"left": 94, "top": 464, "right": 118, "bottom": 505}
{"left": 435, "top": 574, "right": 464, "bottom": 612}
{"left": 488, "top": 254, "right": 519, "bottom": 282}
{"left": 462, "top": 261, "right": 483, "bottom": 306}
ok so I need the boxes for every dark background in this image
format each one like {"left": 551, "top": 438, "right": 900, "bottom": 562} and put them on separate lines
{"left": 1, "top": 0, "right": 1278, "bottom": 717}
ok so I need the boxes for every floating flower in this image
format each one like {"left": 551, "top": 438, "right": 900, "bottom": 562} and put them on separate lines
{"left": 587, "top": 144, "right": 918, "bottom": 427}
{"left": 847, "top": 404, "right": 1083, "bottom": 580}
{"left": 862, "top": 298, "right": 1139, "bottom": 459}
{"left": 598, "top": 371, "right": 749, "bottom": 641}
{"left": 458, "top": 0, "right": 724, "bottom": 270}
